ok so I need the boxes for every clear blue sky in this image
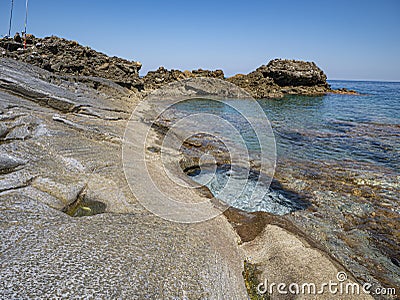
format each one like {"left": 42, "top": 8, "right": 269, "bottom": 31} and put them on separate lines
{"left": 1, "top": 0, "right": 399, "bottom": 81}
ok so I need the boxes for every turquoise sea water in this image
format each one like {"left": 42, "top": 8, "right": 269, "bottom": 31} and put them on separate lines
{"left": 264, "top": 80, "right": 400, "bottom": 171}
{"left": 170, "top": 81, "right": 400, "bottom": 287}
{"left": 175, "top": 81, "right": 399, "bottom": 171}
{"left": 174, "top": 81, "right": 399, "bottom": 213}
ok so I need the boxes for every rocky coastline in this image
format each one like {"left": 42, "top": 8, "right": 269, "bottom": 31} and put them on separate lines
{"left": 0, "top": 36, "right": 378, "bottom": 299}
{"left": 0, "top": 35, "right": 358, "bottom": 98}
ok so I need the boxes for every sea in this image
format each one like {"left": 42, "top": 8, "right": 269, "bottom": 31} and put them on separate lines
{"left": 170, "top": 80, "right": 400, "bottom": 290}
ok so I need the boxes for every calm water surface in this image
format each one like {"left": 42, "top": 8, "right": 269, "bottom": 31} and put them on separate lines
{"left": 171, "top": 80, "right": 400, "bottom": 288}
{"left": 175, "top": 80, "right": 399, "bottom": 211}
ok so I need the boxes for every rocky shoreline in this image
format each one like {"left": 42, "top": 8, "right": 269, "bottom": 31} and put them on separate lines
{"left": 0, "top": 35, "right": 358, "bottom": 98}
{"left": 0, "top": 36, "right": 378, "bottom": 299}
{"left": 154, "top": 101, "right": 399, "bottom": 296}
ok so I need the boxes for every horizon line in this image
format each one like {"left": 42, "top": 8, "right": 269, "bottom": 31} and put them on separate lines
{"left": 328, "top": 78, "right": 400, "bottom": 83}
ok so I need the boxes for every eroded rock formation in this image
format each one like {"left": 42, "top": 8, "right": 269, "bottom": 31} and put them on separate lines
{"left": 260, "top": 59, "right": 329, "bottom": 87}
{"left": 227, "top": 71, "right": 284, "bottom": 99}
{"left": 142, "top": 66, "right": 224, "bottom": 90}
{"left": 1, "top": 35, "right": 352, "bottom": 99}
{"left": 227, "top": 59, "right": 333, "bottom": 98}
{"left": 0, "top": 35, "right": 143, "bottom": 90}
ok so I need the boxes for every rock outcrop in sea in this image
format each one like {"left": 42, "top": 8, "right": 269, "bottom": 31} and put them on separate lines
{"left": 144, "top": 59, "right": 334, "bottom": 98}
{"left": 262, "top": 59, "right": 329, "bottom": 87}
{"left": 227, "top": 59, "right": 332, "bottom": 98}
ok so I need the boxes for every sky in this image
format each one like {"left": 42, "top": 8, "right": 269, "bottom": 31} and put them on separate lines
{"left": 1, "top": 0, "right": 399, "bottom": 81}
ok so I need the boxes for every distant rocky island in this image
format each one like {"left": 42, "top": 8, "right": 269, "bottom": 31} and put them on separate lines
{"left": 0, "top": 35, "right": 356, "bottom": 97}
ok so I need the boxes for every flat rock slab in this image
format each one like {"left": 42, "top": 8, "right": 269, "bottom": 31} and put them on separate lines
{"left": 0, "top": 193, "right": 247, "bottom": 299}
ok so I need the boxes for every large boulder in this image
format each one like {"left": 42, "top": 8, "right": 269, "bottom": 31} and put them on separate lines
{"left": 259, "top": 59, "right": 328, "bottom": 87}
{"left": 226, "top": 58, "right": 332, "bottom": 98}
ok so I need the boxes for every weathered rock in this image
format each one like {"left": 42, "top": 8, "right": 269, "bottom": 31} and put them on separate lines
{"left": 143, "top": 66, "right": 225, "bottom": 90}
{"left": 14, "top": 33, "right": 22, "bottom": 43}
{"left": 143, "top": 67, "right": 186, "bottom": 90}
{"left": 143, "top": 60, "right": 332, "bottom": 99}
{"left": 191, "top": 68, "right": 224, "bottom": 79}
{"left": 0, "top": 36, "right": 143, "bottom": 91}
{"left": 241, "top": 224, "right": 373, "bottom": 300}
{"left": 0, "top": 154, "right": 25, "bottom": 174}
{"left": 1, "top": 35, "right": 353, "bottom": 98}
{"left": 259, "top": 59, "right": 329, "bottom": 87}
{"left": 227, "top": 71, "right": 284, "bottom": 99}
{"left": 226, "top": 59, "right": 332, "bottom": 99}
{"left": 332, "top": 87, "right": 359, "bottom": 95}
{"left": 0, "top": 38, "right": 21, "bottom": 52}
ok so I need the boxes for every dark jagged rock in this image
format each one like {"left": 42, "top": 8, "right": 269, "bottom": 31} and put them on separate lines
{"left": 0, "top": 36, "right": 143, "bottom": 91}
{"left": 259, "top": 59, "right": 329, "bottom": 87}
{"left": 143, "top": 67, "right": 187, "bottom": 90}
{"left": 142, "top": 67, "right": 224, "bottom": 90}
{"left": 226, "top": 71, "right": 284, "bottom": 99}
{"left": 227, "top": 59, "right": 334, "bottom": 98}
{"left": 333, "top": 87, "right": 359, "bottom": 95}
{"left": 191, "top": 68, "right": 224, "bottom": 79}
{"left": 144, "top": 59, "right": 352, "bottom": 98}
{"left": 0, "top": 35, "right": 355, "bottom": 99}
{"left": 0, "top": 39, "right": 21, "bottom": 52}
{"left": 13, "top": 33, "right": 22, "bottom": 43}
